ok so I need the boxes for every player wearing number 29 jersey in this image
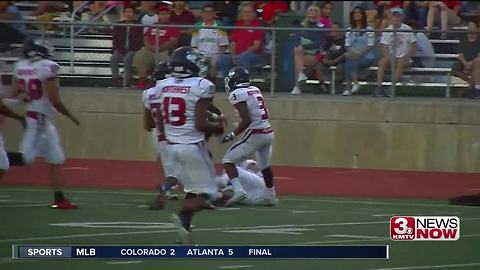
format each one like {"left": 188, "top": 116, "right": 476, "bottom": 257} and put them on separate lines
{"left": 14, "top": 57, "right": 59, "bottom": 118}
{"left": 12, "top": 39, "right": 80, "bottom": 210}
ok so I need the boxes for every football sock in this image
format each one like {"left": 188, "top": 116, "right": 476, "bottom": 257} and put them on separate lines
{"left": 54, "top": 191, "right": 64, "bottom": 202}
{"left": 6, "top": 152, "right": 25, "bottom": 166}
{"left": 179, "top": 210, "right": 193, "bottom": 231}
{"left": 261, "top": 167, "right": 274, "bottom": 188}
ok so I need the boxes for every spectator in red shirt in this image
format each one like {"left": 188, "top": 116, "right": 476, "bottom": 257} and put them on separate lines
{"left": 110, "top": 6, "right": 143, "bottom": 87}
{"left": 217, "top": 3, "right": 265, "bottom": 76}
{"left": 133, "top": 5, "right": 180, "bottom": 90}
{"left": 170, "top": 1, "right": 196, "bottom": 46}
{"left": 426, "top": 0, "right": 461, "bottom": 39}
{"left": 261, "top": 1, "right": 289, "bottom": 25}
{"left": 319, "top": 1, "right": 333, "bottom": 29}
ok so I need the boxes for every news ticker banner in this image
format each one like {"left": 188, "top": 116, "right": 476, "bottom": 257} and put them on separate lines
{"left": 12, "top": 245, "right": 389, "bottom": 260}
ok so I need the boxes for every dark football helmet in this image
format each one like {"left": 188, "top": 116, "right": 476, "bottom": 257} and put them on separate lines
{"left": 169, "top": 46, "right": 208, "bottom": 78}
{"left": 224, "top": 66, "right": 250, "bottom": 92}
{"left": 153, "top": 61, "right": 172, "bottom": 81}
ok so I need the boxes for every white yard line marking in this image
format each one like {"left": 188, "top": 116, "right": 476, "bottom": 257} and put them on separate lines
{"left": 224, "top": 228, "right": 315, "bottom": 235}
{"left": 283, "top": 198, "right": 474, "bottom": 208}
{"left": 105, "top": 261, "right": 142, "bottom": 265}
{"left": 3, "top": 218, "right": 480, "bottom": 244}
{"left": 217, "top": 207, "right": 241, "bottom": 211}
{"left": 0, "top": 204, "right": 47, "bottom": 208}
{"left": 219, "top": 265, "right": 253, "bottom": 269}
{"left": 436, "top": 211, "right": 461, "bottom": 215}
{"left": 290, "top": 210, "right": 319, "bottom": 214}
{"left": 364, "top": 262, "right": 480, "bottom": 270}
{"left": 0, "top": 200, "right": 43, "bottom": 203}
{"left": 0, "top": 187, "right": 473, "bottom": 208}
{"left": 293, "top": 238, "right": 390, "bottom": 245}
{"left": 326, "top": 234, "right": 383, "bottom": 239}
{"left": 0, "top": 188, "right": 156, "bottom": 196}
{"left": 0, "top": 221, "right": 389, "bottom": 243}
{"left": 244, "top": 207, "right": 280, "bottom": 212}
{"left": 0, "top": 195, "right": 11, "bottom": 198}
{"left": 372, "top": 214, "right": 400, "bottom": 217}
{"left": 293, "top": 233, "right": 480, "bottom": 245}
{"left": 354, "top": 207, "right": 384, "bottom": 212}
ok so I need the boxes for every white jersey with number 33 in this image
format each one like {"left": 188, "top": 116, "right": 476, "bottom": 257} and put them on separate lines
{"left": 156, "top": 76, "right": 215, "bottom": 144}
{"left": 14, "top": 58, "right": 60, "bottom": 118}
{"left": 228, "top": 85, "right": 270, "bottom": 130}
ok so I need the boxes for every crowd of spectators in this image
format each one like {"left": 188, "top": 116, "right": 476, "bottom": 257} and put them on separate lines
{"left": 289, "top": 1, "right": 479, "bottom": 98}
{"left": 1, "top": 1, "right": 479, "bottom": 98}
{"left": 105, "top": 1, "right": 293, "bottom": 90}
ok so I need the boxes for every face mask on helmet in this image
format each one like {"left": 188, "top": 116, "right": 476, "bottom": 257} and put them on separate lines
{"left": 224, "top": 76, "right": 231, "bottom": 92}
{"left": 23, "top": 39, "right": 54, "bottom": 59}
{"left": 224, "top": 68, "right": 250, "bottom": 92}
{"left": 169, "top": 47, "right": 209, "bottom": 78}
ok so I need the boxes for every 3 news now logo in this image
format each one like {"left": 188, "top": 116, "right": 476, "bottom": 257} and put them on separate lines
{"left": 390, "top": 216, "right": 460, "bottom": 241}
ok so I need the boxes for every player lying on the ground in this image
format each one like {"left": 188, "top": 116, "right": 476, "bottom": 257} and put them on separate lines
{"left": 155, "top": 47, "right": 225, "bottom": 244}
{"left": 221, "top": 67, "right": 278, "bottom": 206}
{"left": 215, "top": 159, "right": 278, "bottom": 206}
{"left": 10, "top": 38, "right": 81, "bottom": 209}
{"left": 142, "top": 61, "right": 181, "bottom": 209}
{"left": 0, "top": 100, "right": 25, "bottom": 179}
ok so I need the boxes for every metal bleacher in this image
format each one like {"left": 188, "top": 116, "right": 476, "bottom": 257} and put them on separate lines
{"left": 301, "top": 35, "right": 468, "bottom": 96}
{"left": 1, "top": 1, "right": 473, "bottom": 94}
{"left": 0, "top": 1, "right": 116, "bottom": 83}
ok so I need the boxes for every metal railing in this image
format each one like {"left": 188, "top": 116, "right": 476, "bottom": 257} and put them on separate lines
{"left": 0, "top": 19, "right": 466, "bottom": 97}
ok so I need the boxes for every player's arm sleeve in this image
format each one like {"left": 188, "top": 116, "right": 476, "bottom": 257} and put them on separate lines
{"left": 141, "top": 89, "right": 151, "bottom": 109}
{"left": 39, "top": 61, "right": 60, "bottom": 81}
{"left": 195, "top": 78, "right": 216, "bottom": 99}
{"left": 228, "top": 89, "right": 247, "bottom": 105}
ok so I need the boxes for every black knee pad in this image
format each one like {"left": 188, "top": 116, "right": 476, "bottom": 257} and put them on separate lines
{"left": 7, "top": 152, "right": 25, "bottom": 166}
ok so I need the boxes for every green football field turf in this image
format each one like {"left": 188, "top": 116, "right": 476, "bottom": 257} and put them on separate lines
{"left": 0, "top": 186, "right": 479, "bottom": 270}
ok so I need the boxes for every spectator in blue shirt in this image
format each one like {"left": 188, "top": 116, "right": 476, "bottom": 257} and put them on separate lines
{"left": 343, "top": 6, "right": 376, "bottom": 96}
